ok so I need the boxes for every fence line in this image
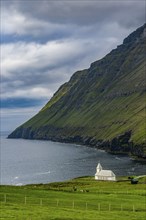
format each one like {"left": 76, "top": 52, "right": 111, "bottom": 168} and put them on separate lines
{"left": 56, "top": 199, "right": 59, "bottom": 207}
{"left": 4, "top": 194, "right": 7, "bottom": 203}
{"left": 86, "top": 202, "right": 87, "bottom": 211}
{"left": 1, "top": 194, "right": 146, "bottom": 212}
{"left": 72, "top": 201, "right": 74, "bottom": 209}
{"left": 25, "top": 196, "right": 27, "bottom": 205}
{"left": 98, "top": 203, "right": 100, "bottom": 211}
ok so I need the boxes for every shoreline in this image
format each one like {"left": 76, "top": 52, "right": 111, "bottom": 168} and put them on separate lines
{"left": 8, "top": 134, "right": 146, "bottom": 162}
{"left": 1, "top": 175, "right": 146, "bottom": 187}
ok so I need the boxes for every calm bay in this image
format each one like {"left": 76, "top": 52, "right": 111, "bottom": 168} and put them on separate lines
{"left": 1, "top": 132, "right": 146, "bottom": 185}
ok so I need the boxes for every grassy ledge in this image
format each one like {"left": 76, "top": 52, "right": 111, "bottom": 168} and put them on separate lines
{"left": 1, "top": 176, "right": 146, "bottom": 220}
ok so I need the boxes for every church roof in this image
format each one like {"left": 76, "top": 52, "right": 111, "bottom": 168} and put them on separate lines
{"left": 97, "top": 163, "right": 102, "bottom": 169}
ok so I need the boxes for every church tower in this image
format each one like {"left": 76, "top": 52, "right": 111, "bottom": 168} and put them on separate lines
{"left": 96, "top": 163, "right": 102, "bottom": 173}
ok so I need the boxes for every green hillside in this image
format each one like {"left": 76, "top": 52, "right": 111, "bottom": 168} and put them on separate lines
{"left": 1, "top": 176, "right": 146, "bottom": 220}
{"left": 8, "top": 24, "right": 146, "bottom": 159}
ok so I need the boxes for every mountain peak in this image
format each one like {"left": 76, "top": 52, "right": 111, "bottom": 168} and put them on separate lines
{"left": 123, "top": 23, "right": 146, "bottom": 44}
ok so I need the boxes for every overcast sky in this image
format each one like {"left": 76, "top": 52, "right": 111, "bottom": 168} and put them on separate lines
{"left": 1, "top": 0, "right": 145, "bottom": 132}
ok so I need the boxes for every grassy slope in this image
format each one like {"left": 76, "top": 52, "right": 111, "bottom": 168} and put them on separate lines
{"left": 20, "top": 56, "right": 145, "bottom": 144}
{"left": 1, "top": 177, "right": 146, "bottom": 220}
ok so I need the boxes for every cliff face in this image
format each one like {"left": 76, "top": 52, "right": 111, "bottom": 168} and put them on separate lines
{"left": 8, "top": 24, "right": 146, "bottom": 160}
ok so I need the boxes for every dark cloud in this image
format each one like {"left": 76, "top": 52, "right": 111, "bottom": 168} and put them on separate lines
{"left": 2, "top": 0, "right": 145, "bottom": 41}
{"left": 2, "top": 0, "right": 144, "bottom": 27}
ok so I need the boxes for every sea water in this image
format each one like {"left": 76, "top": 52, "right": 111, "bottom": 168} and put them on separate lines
{"left": 1, "top": 132, "right": 146, "bottom": 185}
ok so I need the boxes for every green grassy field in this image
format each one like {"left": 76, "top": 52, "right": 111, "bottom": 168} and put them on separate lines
{"left": 0, "top": 177, "right": 146, "bottom": 220}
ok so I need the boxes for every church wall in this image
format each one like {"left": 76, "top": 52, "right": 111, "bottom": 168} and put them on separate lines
{"left": 95, "top": 175, "right": 116, "bottom": 181}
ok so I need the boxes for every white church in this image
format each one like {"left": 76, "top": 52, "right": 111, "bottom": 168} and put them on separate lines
{"left": 95, "top": 163, "right": 116, "bottom": 181}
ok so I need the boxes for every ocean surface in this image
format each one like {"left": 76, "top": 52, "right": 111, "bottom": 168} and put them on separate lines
{"left": 1, "top": 131, "right": 146, "bottom": 185}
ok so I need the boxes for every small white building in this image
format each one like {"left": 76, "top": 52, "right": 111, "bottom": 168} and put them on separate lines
{"left": 95, "top": 163, "right": 116, "bottom": 181}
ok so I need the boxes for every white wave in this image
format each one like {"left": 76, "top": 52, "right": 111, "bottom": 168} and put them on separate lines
{"left": 131, "top": 167, "right": 135, "bottom": 171}
{"left": 14, "top": 176, "right": 19, "bottom": 179}
{"left": 35, "top": 171, "right": 51, "bottom": 176}
{"left": 16, "top": 183, "right": 23, "bottom": 186}
{"left": 115, "top": 157, "right": 122, "bottom": 161}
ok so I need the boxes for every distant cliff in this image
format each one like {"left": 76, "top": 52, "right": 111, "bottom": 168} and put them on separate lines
{"left": 8, "top": 24, "right": 146, "bottom": 160}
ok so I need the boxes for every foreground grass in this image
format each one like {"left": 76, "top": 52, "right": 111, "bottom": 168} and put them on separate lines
{"left": 0, "top": 176, "right": 146, "bottom": 220}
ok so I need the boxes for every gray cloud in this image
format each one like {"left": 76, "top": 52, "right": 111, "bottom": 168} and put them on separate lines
{"left": 2, "top": 1, "right": 145, "bottom": 93}
{"left": 2, "top": 0, "right": 145, "bottom": 38}
{"left": 1, "top": 31, "right": 125, "bottom": 101}
{"left": 4, "top": 0, "right": 144, "bottom": 26}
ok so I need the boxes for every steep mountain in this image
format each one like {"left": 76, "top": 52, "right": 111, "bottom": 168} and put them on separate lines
{"left": 8, "top": 24, "right": 146, "bottom": 160}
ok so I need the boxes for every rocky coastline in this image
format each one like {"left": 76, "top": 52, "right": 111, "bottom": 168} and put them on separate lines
{"left": 8, "top": 127, "right": 146, "bottom": 161}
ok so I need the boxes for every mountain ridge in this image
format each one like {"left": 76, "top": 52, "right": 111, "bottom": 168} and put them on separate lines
{"left": 8, "top": 24, "right": 146, "bottom": 160}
